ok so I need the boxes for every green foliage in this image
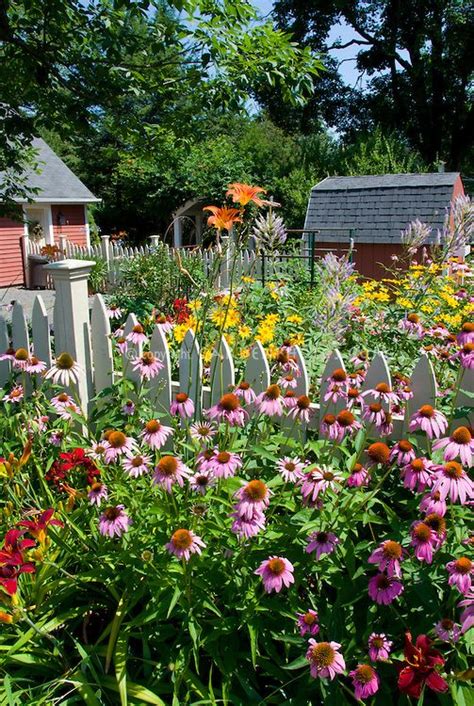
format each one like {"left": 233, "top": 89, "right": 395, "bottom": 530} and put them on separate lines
{"left": 341, "top": 127, "right": 428, "bottom": 176}
{"left": 74, "top": 253, "right": 109, "bottom": 294}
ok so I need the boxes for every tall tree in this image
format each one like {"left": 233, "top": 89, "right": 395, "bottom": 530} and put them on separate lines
{"left": 271, "top": 0, "right": 474, "bottom": 169}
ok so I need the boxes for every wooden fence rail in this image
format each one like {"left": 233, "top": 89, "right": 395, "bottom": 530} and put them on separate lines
{"left": 1, "top": 259, "right": 472, "bottom": 438}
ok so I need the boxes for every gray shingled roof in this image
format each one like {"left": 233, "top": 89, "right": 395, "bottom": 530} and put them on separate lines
{"left": 2, "top": 138, "right": 99, "bottom": 203}
{"left": 304, "top": 173, "right": 460, "bottom": 244}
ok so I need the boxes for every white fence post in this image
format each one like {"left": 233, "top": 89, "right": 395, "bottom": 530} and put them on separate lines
{"left": 59, "top": 236, "right": 68, "bottom": 259}
{"left": 21, "top": 234, "right": 31, "bottom": 288}
{"left": 44, "top": 259, "right": 95, "bottom": 411}
{"left": 149, "top": 235, "right": 160, "bottom": 248}
{"left": 101, "top": 235, "right": 112, "bottom": 282}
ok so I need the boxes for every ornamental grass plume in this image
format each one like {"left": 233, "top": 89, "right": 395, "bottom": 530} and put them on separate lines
{"left": 251, "top": 211, "right": 287, "bottom": 252}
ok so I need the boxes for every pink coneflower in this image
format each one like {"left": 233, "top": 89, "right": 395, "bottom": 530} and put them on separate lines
{"left": 299, "top": 467, "right": 343, "bottom": 504}
{"left": 208, "top": 450, "right": 242, "bottom": 479}
{"left": 166, "top": 529, "right": 205, "bottom": 561}
{"left": 206, "top": 393, "right": 247, "bottom": 426}
{"left": 297, "top": 609, "right": 319, "bottom": 636}
{"left": 50, "top": 392, "right": 81, "bottom": 420}
{"left": 88, "top": 481, "right": 108, "bottom": 505}
{"left": 131, "top": 351, "right": 163, "bottom": 380}
{"left": 152, "top": 455, "right": 191, "bottom": 492}
{"left": 320, "top": 413, "right": 339, "bottom": 440}
{"left": 141, "top": 419, "right": 173, "bottom": 449}
{"left": 87, "top": 441, "right": 107, "bottom": 461}
{"left": 368, "top": 633, "right": 392, "bottom": 661}
{"left": 3, "top": 386, "right": 24, "bottom": 403}
{"left": 306, "top": 531, "right": 339, "bottom": 559}
{"left": 195, "top": 448, "right": 215, "bottom": 472}
{"left": 234, "top": 480, "right": 270, "bottom": 520}
{"left": 289, "top": 395, "right": 313, "bottom": 423}
{"left": 350, "top": 351, "right": 369, "bottom": 368}
{"left": 349, "top": 664, "right": 380, "bottom": 700}
{"left": 399, "top": 384, "right": 414, "bottom": 401}
{"left": 282, "top": 390, "right": 297, "bottom": 409}
{"left": 277, "top": 457, "right": 305, "bottom": 482}
{"left": 390, "top": 439, "right": 416, "bottom": 466}
{"left": 434, "top": 618, "right": 461, "bottom": 642}
{"left": 423, "top": 513, "right": 447, "bottom": 550}
{"left": 457, "top": 343, "right": 474, "bottom": 369}
{"left": 410, "top": 521, "right": 438, "bottom": 564}
{"left": 400, "top": 313, "right": 424, "bottom": 337}
{"left": 256, "top": 384, "right": 283, "bottom": 416}
{"left": 420, "top": 490, "right": 447, "bottom": 517}
{"left": 346, "top": 386, "right": 362, "bottom": 408}
{"left": 368, "top": 540, "right": 404, "bottom": 577}
{"left": 431, "top": 461, "right": 473, "bottom": 504}
{"left": 347, "top": 463, "right": 370, "bottom": 487}
{"left": 231, "top": 510, "right": 266, "bottom": 539}
{"left": 123, "top": 453, "right": 152, "bottom": 477}
{"left": 409, "top": 405, "right": 448, "bottom": 439}
{"left": 103, "top": 431, "right": 136, "bottom": 463}
{"left": 255, "top": 556, "right": 294, "bottom": 593}
{"left": 106, "top": 304, "right": 122, "bottom": 319}
{"left": 116, "top": 337, "right": 128, "bottom": 354}
{"left": 45, "top": 352, "right": 83, "bottom": 387}
{"left": 25, "top": 355, "right": 47, "bottom": 374}
{"left": 335, "top": 409, "right": 361, "bottom": 439}
{"left": 121, "top": 400, "right": 135, "bottom": 415}
{"left": 433, "top": 427, "right": 474, "bottom": 466}
{"left": 234, "top": 381, "right": 256, "bottom": 405}
{"left": 446, "top": 557, "right": 472, "bottom": 594}
{"left": 189, "top": 421, "right": 216, "bottom": 444}
{"left": 378, "top": 411, "right": 394, "bottom": 436}
{"left": 278, "top": 373, "right": 297, "bottom": 389}
{"left": 458, "top": 590, "right": 474, "bottom": 633}
{"left": 126, "top": 323, "right": 148, "bottom": 345}
{"left": 324, "top": 367, "right": 349, "bottom": 403}
{"left": 50, "top": 431, "right": 63, "bottom": 446}
{"left": 99, "top": 505, "right": 131, "bottom": 538}
{"left": 366, "top": 442, "right": 391, "bottom": 466}
{"left": 401, "top": 457, "right": 435, "bottom": 493}
{"left": 457, "top": 322, "right": 474, "bottom": 346}
{"left": 189, "top": 470, "right": 215, "bottom": 495}
{"left": 170, "top": 392, "right": 194, "bottom": 419}
{"left": 368, "top": 573, "right": 404, "bottom": 604}
{"left": 362, "top": 382, "right": 399, "bottom": 405}
{"left": 306, "top": 640, "right": 345, "bottom": 680}
{"left": 0, "top": 347, "right": 16, "bottom": 362}
{"left": 362, "top": 402, "right": 388, "bottom": 428}
{"left": 12, "top": 347, "right": 29, "bottom": 370}
{"left": 155, "top": 314, "right": 173, "bottom": 334}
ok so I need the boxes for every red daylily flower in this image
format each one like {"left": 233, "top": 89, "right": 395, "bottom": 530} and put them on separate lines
{"left": 398, "top": 632, "right": 448, "bottom": 698}
{"left": 0, "top": 529, "right": 35, "bottom": 564}
{"left": 203, "top": 206, "right": 242, "bottom": 232}
{"left": 18, "top": 509, "right": 63, "bottom": 543}
{"left": 0, "top": 561, "right": 35, "bottom": 595}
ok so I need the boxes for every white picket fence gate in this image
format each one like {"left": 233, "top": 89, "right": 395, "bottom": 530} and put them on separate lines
{"left": 24, "top": 235, "right": 299, "bottom": 291}
{"left": 1, "top": 259, "right": 472, "bottom": 439}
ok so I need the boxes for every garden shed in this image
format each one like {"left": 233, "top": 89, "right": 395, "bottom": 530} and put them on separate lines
{"left": 0, "top": 138, "right": 99, "bottom": 287}
{"left": 304, "top": 172, "right": 465, "bottom": 278}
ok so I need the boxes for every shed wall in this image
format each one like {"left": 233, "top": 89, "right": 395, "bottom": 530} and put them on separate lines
{"left": 0, "top": 214, "right": 25, "bottom": 287}
{"left": 52, "top": 205, "right": 88, "bottom": 246}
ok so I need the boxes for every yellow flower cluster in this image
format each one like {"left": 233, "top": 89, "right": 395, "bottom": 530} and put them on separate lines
{"left": 256, "top": 313, "right": 279, "bottom": 345}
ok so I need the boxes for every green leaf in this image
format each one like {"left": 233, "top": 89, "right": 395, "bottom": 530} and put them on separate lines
{"left": 166, "top": 584, "right": 182, "bottom": 618}
{"left": 105, "top": 592, "right": 127, "bottom": 674}
{"left": 115, "top": 632, "right": 128, "bottom": 706}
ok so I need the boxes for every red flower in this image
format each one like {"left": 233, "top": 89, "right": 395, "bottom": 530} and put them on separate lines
{"left": 46, "top": 448, "right": 100, "bottom": 489}
{"left": 0, "top": 529, "right": 36, "bottom": 596}
{"left": 398, "top": 632, "right": 448, "bottom": 698}
{"left": 0, "top": 561, "right": 35, "bottom": 595}
{"left": 173, "top": 298, "right": 191, "bottom": 323}
{"left": 18, "top": 509, "right": 63, "bottom": 543}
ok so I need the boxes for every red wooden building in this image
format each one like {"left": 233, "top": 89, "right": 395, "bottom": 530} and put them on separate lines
{"left": 304, "top": 173, "right": 465, "bottom": 279}
{"left": 0, "top": 138, "right": 99, "bottom": 287}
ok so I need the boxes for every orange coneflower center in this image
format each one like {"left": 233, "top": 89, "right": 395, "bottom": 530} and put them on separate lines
{"left": 14, "top": 348, "right": 28, "bottom": 361}
{"left": 413, "top": 523, "right": 432, "bottom": 542}
{"left": 131, "top": 456, "right": 144, "bottom": 468}
{"left": 419, "top": 405, "right": 435, "bottom": 418}
{"left": 367, "top": 442, "right": 390, "bottom": 463}
{"left": 461, "top": 322, "right": 474, "bottom": 333}
{"left": 303, "top": 611, "right": 317, "bottom": 625}
{"left": 285, "top": 461, "right": 296, "bottom": 472}
{"left": 267, "top": 558, "right": 285, "bottom": 576}
{"left": 265, "top": 384, "right": 281, "bottom": 400}
{"left": 440, "top": 618, "right": 454, "bottom": 630}
{"left": 195, "top": 474, "right": 209, "bottom": 486}
{"left": 132, "top": 324, "right": 144, "bottom": 334}
{"left": 331, "top": 368, "right": 347, "bottom": 382}
{"left": 398, "top": 440, "right": 413, "bottom": 452}
{"left": 157, "top": 315, "right": 167, "bottom": 324}
{"left": 196, "top": 425, "right": 212, "bottom": 437}
{"left": 323, "top": 471, "right": 335, "bottom": 481}
{"left": 323, "top": 414, "right": 336, "bottom": 425}
{"left": 408, "top": 313, "right": 420, "bottom": 324}
{"left": 425, "top": 513, "right": 446, "bottom": 535}
{"left": 348, "top": 388, "right": 360, "bottom": 399}
{"left": 352, "top": 463, "right": 363, "bottom": 474}
{"left": 443, "top": 461, "right": 463, "bottom": 479}
{"left": 56, "top": 352, "right": 74, "bottom": 370}
{"left": 451, "top": 427, "right": 471, "bottom": 445}
{"left": 216, "top": 451, "right": 231, "bottom": 464}
{"left": 108, "top": 431, "right": 127, "bottom": 448}
{"left": 277, "top": 350, "right": 289, "bottom": 364}
{"left": 104, "top": 507, "right": 121, "bottom": 521}
{"left": 176, "top": 392, "right": 189, "bottom": 404}
{"left": 285, "top": 391, "right": 295, "bottom": 399}
{"left": 411, "top": 458, "right": 425, "bottom": 473}
{"left": 103, "top": 429, "right": 113, "bottom": 440}
{"left": 337, "top": 410, "right": 355, "bottom": 427}
{"left": 244, "top": 479, "right": 267, "bottom": 501}
{"left": 355, "top": 665, "right": 375, "bottom": 684}
{"left": 57, "top": 392, "right": 69, "bottom": 402}
{"left": 455, "top": 557, "right": 472, "bottom": 574}
{"left": 383, "top": 541, "right": 402, "bottom": 559}
{"left": 94, "top": 444, "right": 105, "bottom": 454}
{"left": 369, "top": 403, "right": 383, "bottom": 413}
{"left": 91, "top": 482, "right": 103, "bottom": 492}
{"left": 375, "top": 383, "right": 390, "bottom": 393}
{"left": 463, "top": 343, "right": 474, "bottom": 354}
{"left": 310, "top": 642, "right": 335, "bottom": 667}
{"left": 141, "top": 352, "right": 156, "bottom": 365}
{"left": 219, "top": 393, "right": 240, "bottom": 411}
{"left": 371, "top": 636, "right": 384, "bottom": 649}
{"left": 284, "top": 374, "right": 295, "bottom": 383}
{"left": 29, "top": 356, "right": 40, "bottom": 365}
{"left": 117, "top": 337, "right": 126, "bottom": 345}
{"left": 10, "top": 388, "right": 22, "bottom": 398}
{"left": 238, "top": 381, "right": 250, "bottom": 390}
{"left": 202, "top": 449, "right": 214, "bottom": 461}
{"left": 172, "top": 529, "right": 192, "bottom": 550}
{"left": 146, "top": 419, "right": 161, "bottom": 433}
{"left": 297, "top": 395, "right": 311, "bottom": 410}
{"left": 158, "top": 456, "right": 178, "bottom": 476}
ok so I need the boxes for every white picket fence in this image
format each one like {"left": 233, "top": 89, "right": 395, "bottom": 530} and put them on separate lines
{"left": 1, "top": 259, "right": 472, "bottom": 438}
{"left": 24, "top": 235, "right": 297, "bottom": 291}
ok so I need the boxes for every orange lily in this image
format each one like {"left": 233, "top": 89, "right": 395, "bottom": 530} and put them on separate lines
{"left": 204, "top": 206, "right": 242, "bottom": 232}
{"left": 226, "top": 183, "right": 272, "bottom": 207}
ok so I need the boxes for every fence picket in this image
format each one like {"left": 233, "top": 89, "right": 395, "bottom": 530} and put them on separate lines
{"left": 91, "top": 294, "right": 114, "bottom": 393}
{"left": 244, "top": 341, "right": 270, "bottom": 394}
{"left": 406, "top": 353, "right": 437, "bottom": 423}
{"left": 209, "top": 335, "right": 235, "bottom": 406}
{"left": 11, "top": 302, "right": 29, "bottom": 352}
{"left": 149, "top": 324, "right": 172, "bottom": 418}
{"left": 31, "top": 296, "right": 52, "bottom": 369}
{"left": 179, "top": 328, "right": 203, "bottom": 418}
{"left": 319, "top": 349, "right": 346, "bottom": 423}
{"left": 453, "top": 367, "right": 474, "bottom": 430}
{"left": 291, "top": 345, "right": 309, "bottom": 397}
{"left": 0, "top": 316, "right": 11, "bottom": 387}
{"left": 122, "top": 313, "right": 142, "bottom": 385}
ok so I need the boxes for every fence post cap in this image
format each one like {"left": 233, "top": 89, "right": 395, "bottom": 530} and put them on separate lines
{"left": 101, "top": 234, "right": 111, "bottom": 240}
{"left": 44, "top": 259, "right": 96, "bottom": 278}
